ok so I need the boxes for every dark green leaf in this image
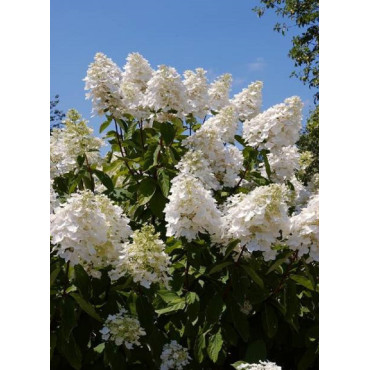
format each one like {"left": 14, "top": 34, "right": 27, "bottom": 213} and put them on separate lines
{"left": 74, "top": 264, "right": 91, "bottom": 299}
{"left": 244, "top": 340, "right": 267, "bottom": 363}
{"left": 193, "top": 333, "right": 206, "bottom": 363}
{"left": 50, "top": 265, "right": 61, "bottom": 287}
{"left": 99, "top": 119, "right": 111, "bottom": 134}
{"left": 207, "top": 328, "right": 223, "bottom": 363}
{"left": 157, "top": 168, "right": 170, "bottom": 197}
{"left": 290, "top": 274, "right": 314, "bottom": 291}
{"left": 209, "top": 261, "right": 233, "bottom": 275}
{"left": 93, "top": 169, "right": 114, "bottom": 191}
{"left": 57, "top": 333, "right": 82, "bottom": 370}
{"left": 241, "top": 265, "right": 264, "bottom": 289}
{"left": 61, "top": 297, "right": 77, "bottom": 342}
{"left": 262, "top": 304, "right": 278, "bottom": 338}
{"left": 70, "top": 292, "right": 102, "bottom": 322}
{"left": 160, "top": 122, "right": 176, "bottom": 145}
{"left": 137, "top": 178, "right": 156, "bottom": 205}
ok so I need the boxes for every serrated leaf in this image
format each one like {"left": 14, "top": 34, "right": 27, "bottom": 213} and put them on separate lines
{"left": 157, "top": 168, "right": 170, "bottom": 197}
{"left": 70, "top": 292, "right": 102, "bottom": 322}
{"left": 207, "top": 328, "right": 223, "bottom": 363}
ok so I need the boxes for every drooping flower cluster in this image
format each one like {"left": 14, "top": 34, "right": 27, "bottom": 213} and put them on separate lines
{"left": 109, "top": 225, "right": 172, "bottom": 288}
{"left": 50, "top": 109, "right": 104, "bottom": 178}
{"left": 50, "top": 190, "right": 132, "bottom": 277}
{"left": 164, "top": 173, "right": 222, "bottom": 241}
{"left": 160, "top": 341, "right": 191, "bottom": 370}
{"left": 100, "top": 308, "right": 146, "bottom": 349}
{"left": 220, "top": 184, "right": 290, "bottom": 261}
{"left": 233, "top": 361, "right": 282, "bottom": 370}
{"left": 287, "top": 193, "right": 319, "bottom": 261}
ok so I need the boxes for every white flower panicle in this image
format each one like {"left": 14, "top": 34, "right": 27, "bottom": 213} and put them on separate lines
{"left": 160, "top": 341, "right": 191, "bottom": 370}
{"left": 50, "top": 190, "right": 132, "bottom": 277}
{"left": 176, "top": 150, "right": 220, "bottom": 190}
{"left": 261, "top": 145, "right": 300, "bottom": 182}
{"left": 201, "top": 105, "right": 238, "bottom": 143}
{"left": 50, "top": 109, "right": 104, "bottom": 178}
{"left": 234, "top": 361, "right": 281, "bottom": 370}
{"left": 287, "top": 193, "right": 319, "bottom": 261}
{"left": 208, "top": 73, "right": 232, "bottom": 111}
{"left": 221, "top": 145, "right": 244, "bottom": 187}
{"left": 122, "top": 52, "right": 153, "bottom": 92}
{"left": 84, "top": 52, "right": 124, "bottom": 117}
{"left": 243, "top": 96, "right": 303, "bottom": 151}
{"left": 183, "top": 68, "right": 209, "bottom": 118}
{"left": 50, "top": 180, "right": 59, "bottom": 214}
{"left": 164, "top": 173, "right": 222, "bottom": 241}
{"left": 144, "top": 65, "right": 190, "bottom": 118}
{"left": 109, "top": 225, "right": 172, "bottom": 288}
{"left": 231, "top": 81, "right": 263, "bottom": 121}
{"left": 100, "top": 308, "right": 146, "bottom": 349}
{"left": 221, "top": 184, "right": 290, "bottom": 261}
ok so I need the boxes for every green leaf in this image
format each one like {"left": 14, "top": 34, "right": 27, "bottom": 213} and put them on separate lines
{"left": 241, "top": 265, "right": 264, "bottom": 289}
{"left": 244, "top": 339, "right": 267, "bottom": 364}
{"left": 70, "top": 292, "right": 102, "bottom": 322}
{"left": 231, "top": 299, "right": 250, "bottom": 342}
{"left": 157, "top": 290, "right": 182, "bottom": 304}
{"left": 50, "top": 265, "right": 61, "bottom": 287}
{"left": 93, "top": 343, "right": 105, "bottom": 354}
{"left": 209, "top": 261, "right": 233, "bottom": 275}
{"left": 157, "top": 168, "right": 170, "bottom": 197}
{"left": 290, "top": 274, "right": 314, "bottom": 291}
{"left": 93, "top": 169, "right": 114, "bottom": 191}
{"left": 74, "top": 264, "right": 91, "bottom": 299}
{"left": 57, "top": 333, "right": 82, "bottom": 370}
{"left": 155, "top": 300, "right": 186, "bottom": 315}
{"left": 149, "top": 189, "right": 167, "bottom": 218}
{"left": 185, "top": 291, "right": 199, "bottom": 305}
{"left": 207, "top": 328, "right": 223, "bottom": 363}
{"left": 266, "top": 254, "right": 291, "bottom": 274}
{"left": 205, "top": 295, "right": 224, "bottom": 323}
{"left": 61, "top": 297, "right": 77, "bottom": 342}
{"left": 160, "top": 122, "right": 176, "bottom": 145}
{"left": 262, "top": 304, "right": 278, "bottom": 338}
{"left": 99, "top": 119, "right": 111, "bottom": 133}
{"left": 223, "top": 240, "right": 240, "bottom": 259}
{"left": 193, "top": 333, "right": 206, "bottom": 363}
{"left": 261, "top": 150, "right": 272, "bottom": 179}
{"left": 137, "top": 178, "right": 157, "bottom": 205}
{"left": 286, "top": 279, "right": 298, "bottom": 320}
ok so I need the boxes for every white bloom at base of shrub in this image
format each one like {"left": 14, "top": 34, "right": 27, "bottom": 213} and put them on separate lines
{"left": 122, "top": 52, "right": 153, "bottom": 92}
{"left": 50, "top": 190, "right": 132, "bottom": 277}
{"left": 144, "top": 65, "right": 190, "bottom": 118}
{"left": 100, "top": 308, "right": 146, "bottom": 349}
{"left": 231, "top": 81, "right": 263, "bottom": 121}
{"left": 261, "top": 145, "right": 300, "bottom": 182}
{"left": 208, "top": 73, "right": 232, "bottom": 111}
{"left": 50, "top": 180, "right": 59, "bottom": 214}
{"left": 50, "top": 109, "right": 104, "bottom": 178}
{"left": 84, "top": 52, "right": 124, "bottom": 118}
{"left": 233, "top": 360, "right": 281, "bottom": 370}
{"left": 183, "top": 68, "right": 209, "bottom": 118}
{"left": 287, "top": 193, "right": 319, "bottom": 261}
{"left": 176, "top": 149, "right": 220, "bottom": 190}
{"left": 221, "top": 184, "right": 290, "bottom": 261}
{"left": 109, "top": 225, "right": 172, "bottom": 288}
{"left": 164, "top": 173, "right": 222, "bottom": 241}
{"left": 243, "top": 96, "right": 303, "bottom": 151}
{"left": 160, "top": 340, "right": 191, "bottom": 370}
{"left": 201, "top": 105, "right": 238, "bottom": 143}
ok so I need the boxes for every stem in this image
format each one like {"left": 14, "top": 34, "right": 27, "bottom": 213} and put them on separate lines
{"left": 63, "top": 261, "right": 70, "bottom": 295}
{"left": 114, "top": 120, "right": 138, "bottom": 180}
{"left": 139, "top": 120, "right": 145, "bottom": 150}
{"left": 84, "top": 153, "right": 95, "bottom": 192}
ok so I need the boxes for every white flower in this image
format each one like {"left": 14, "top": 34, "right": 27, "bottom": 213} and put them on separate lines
{"left": 261, "top": 145, "right": 300, "bottom": 182}
{"left": 221, "top": 184, "right": 290, "bottom": 261}
{"left": 100, "top": 308, "right": 146, "bottom": 349}
{"left": 84, "top": 52, "right": 124, "bottom": 118}
{"left": 50, "top": 109, "right": 104, "bottom": 179}
{"left": 176, "top": 149, "right": 220, "bottom": 190}
{"left": 287, "top": 193, "right": 319, "bottom": 261}
{"left": 160, "top": 340, "right": 191, "bottom": 370}
{"left": 183, "top": 68, "right": 209, "bottom": 118}
{"left": 233, "top": 360, "right": 281, "bottom": 370}
{"left": 243, "top": 96, "right": 303, "bottom": 151}
{"left": 208, "top": 73, "right": 232, "bottom": 111}
{"left": 231, "top": 81, "right": 263, "bottom": 121}
{"left": 50, "top": 180, "right": 59, "bottom": 214}
{"left": 201, "top": 105, "right": 238, "bottom": 143}
{"left": 143, "top": 65, "right": 190, "bottom": 118}
{"left": 122, "top": 52, "right": 153, "bottom": 92}
{"left": 109, "top": 225, "right": 172, "bottom": 288}
{"left": 164, "top": 173, "right": 222, "bottom": 241}
{"left": 50, "top": 190, "right": 132, "bottom": 277}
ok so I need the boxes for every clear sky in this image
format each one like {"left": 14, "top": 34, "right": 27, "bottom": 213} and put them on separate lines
{"left": 51, "top": 0, "right": 316, "bottom": 134}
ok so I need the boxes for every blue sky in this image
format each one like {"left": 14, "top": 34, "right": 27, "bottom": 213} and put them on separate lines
{"left": 51, "top": 0, "right": 316, "bottom": 134}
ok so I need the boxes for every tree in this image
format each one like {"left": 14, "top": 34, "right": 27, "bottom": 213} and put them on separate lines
{"left": 50, "top": 52, "right": 319, "bottom": 370}
{"left": 253, "top": 0, "right": 319, "bottom": 102}
{"left": 50, "top": 94, "right": 66, "bottom": 130}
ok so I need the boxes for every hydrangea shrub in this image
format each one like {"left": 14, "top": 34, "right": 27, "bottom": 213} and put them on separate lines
{"left": 50, "top": 52, "right": 319, "bottom": 370}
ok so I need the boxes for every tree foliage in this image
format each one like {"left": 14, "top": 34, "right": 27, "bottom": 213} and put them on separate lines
{"left": 253, "top": 0, "right": 319, "bottom": 102}
{"left": 50, "top": 94, "right": 66, "bottom": 130}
